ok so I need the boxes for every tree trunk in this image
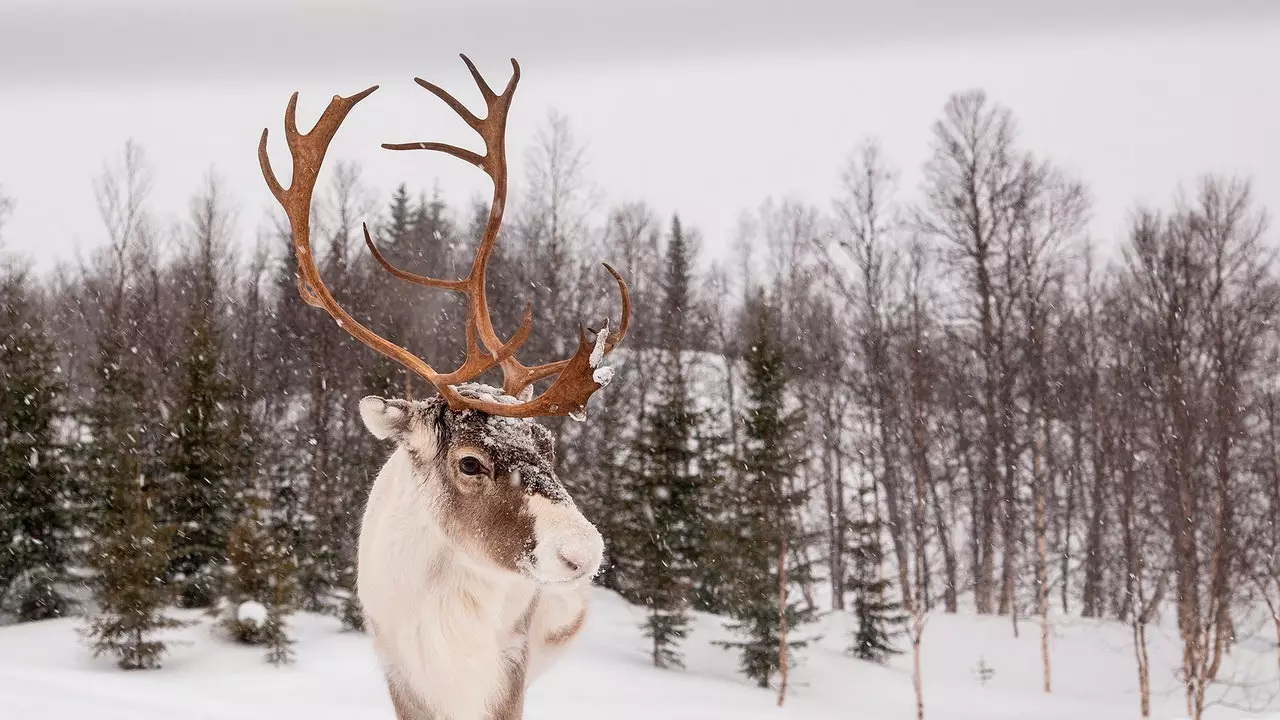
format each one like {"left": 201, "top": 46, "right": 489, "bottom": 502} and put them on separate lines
{"left": 927, "top": 476, "right": 958, "bottom": 612}
{"left": 1273, "top": 591, "right": 1280, "bottom": 681}
{"left": 1134, "top": 620, "right": 1151, "bottom": 718}
{"left": 823, "top": 435, "right": 845, "bottom": 611}
{"left": 1263, "top": 585, "right": 1280, "bottom": 682}
{"left": 834, "top": 444, "right": 847, "bottom": 609}
{"left": 1035, "top": 417, "right": 1050, "bottom": 693}
{"left": 876, "top": 406, "right": 916, "bottom": 614}
{"left": 912, "top": 604, "right": 925, "bottom": 720}
{"left": 777, "top": 532, "right": 789, "bottom": 707}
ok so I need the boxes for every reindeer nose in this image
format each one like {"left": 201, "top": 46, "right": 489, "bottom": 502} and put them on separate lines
{"left": 556, "top": 547, "right": 591, "bottom": 576}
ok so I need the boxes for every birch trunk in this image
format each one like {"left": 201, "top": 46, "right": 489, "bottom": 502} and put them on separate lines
{"left": 777, "top": 532, "right": 789, "bottom": 707}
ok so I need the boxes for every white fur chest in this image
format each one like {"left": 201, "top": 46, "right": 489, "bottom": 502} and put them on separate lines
{"left": 358, "top": 449, "right": 539, "bottom": 720}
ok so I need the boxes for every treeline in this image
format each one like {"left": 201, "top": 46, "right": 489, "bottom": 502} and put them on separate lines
{"left": 1, "top": 91, "right": 1277, "bottom": 719}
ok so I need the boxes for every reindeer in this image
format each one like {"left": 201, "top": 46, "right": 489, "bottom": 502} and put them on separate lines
{"left": 258, "top": 55, "right": 631, "bottom": 720}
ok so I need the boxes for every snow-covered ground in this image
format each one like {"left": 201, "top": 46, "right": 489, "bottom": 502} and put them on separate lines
{"left": 2, "top": 588, "right": 1279, "bottom": 719}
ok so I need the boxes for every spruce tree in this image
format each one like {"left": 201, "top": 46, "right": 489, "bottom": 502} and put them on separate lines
{"left": 167, "top": 301, "right": 236, "bottom": 606}
{"left": 223, "top": 492, "right": 298, "bottom": 663}
{"left": 84, "top": 472, "right": 183, "bottom": 670}
{"left": 622, "top": 401, "right": 690, "bottom": 668}
{"left": 384, "top": 183, "right": 413, "bottom": 247}
{"left": 166, "top": 199, "right": 239, "bottom": 608}
{"left": 717, "top": 292, "right": 814, "bottom": 688}
{"left": 617, "top": 216, "right": 726, "bottom": 668}
{"left": 257, "top": 438, "right": 301, "bottom": 665}
{"left": 82, "top": 322, "right": 183, "bottom": 669}
{"left": 690, "top": 419, "right": 733, "bottom": 616}
{"left": 0, "top": 263, "right": 73, "bottom": 621}
{"left": 586, "top": 369, "right": 641, "bottom": 598}
{"left": 847, "top": 504, "right": 907, "bottom": 662}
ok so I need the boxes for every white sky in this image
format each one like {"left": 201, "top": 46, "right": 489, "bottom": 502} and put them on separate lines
{"left": 2, "top": 0, "right": 1278, "bottom": 273}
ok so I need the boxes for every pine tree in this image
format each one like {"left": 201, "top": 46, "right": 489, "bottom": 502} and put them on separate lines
{"left": 384, "top": 183, "right": 413, "bottom": 248}
{"left": 83, "top": 473, "right": 183, "bottom": 670}
{"left": 82, "top": 324, "right": 183, "bottom": 669}
{"left": 623, "top": 400, "right": 690, "bottom": 668}
{"left": 262, "top": 241, "right": 319, "bottom": 612}
{"left": 847, "top": 500, "right": 907, "bottom": 662}
{"left": 616, "top": 216, "right": 726, "bottom": 668}
{"left": 223, "top": 493, "right": 298, "bottom": 663}
{"left": 717, "top": 292, "right": 815, "bottom": 689}
{"left": 167, "top": 300, "right": 237, "bottom": 606}
{"left": 0, "top": 262, "right": 73, "bottom": 621}
{"left": 166, "top": 189, "right": 239, "bottom": 608}
{"left": 690, "top": 419, "right": 733, "bottom": 616}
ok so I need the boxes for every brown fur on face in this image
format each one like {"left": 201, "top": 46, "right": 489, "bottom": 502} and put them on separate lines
{"left": 434, "top": 441, "right": 538, "bottom": 572}
{"left": 383, "top": 389, "right": 575, "bottom": 577}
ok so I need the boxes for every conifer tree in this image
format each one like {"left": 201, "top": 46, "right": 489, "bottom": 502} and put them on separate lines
{"left": 717, "top": 292, "right": 814, "bottom": 689}
{"left": 690, "top": 419, "right": 733, "bottom": 616}
{"left": 166, "top": 180, "right": 239, "bottom": 607}
{"left": 584, "top": 366, "right": 642, "bottom": 597}
{"left": 846, "top": 495, "right": 907, "bottom": 662}
{"left": 0, "top": 262, "right": 73, "bottom": 621}
{"left": 83, "top": 473, "right": 183, "bottom": 670}
{"left": 223, "top": 492, "right": 298, "bottom": 663}
{"left": 253, "top": 431, "right": 302, "bottom": 665}
{"left": 384, "top": 183, "right": 413, "bottom": 247}
{"left": 617, "top": 216, "right": 726, "bottom": 668}
{"left": 80, "top": 150, "right": 183, "bottom": 665}
{"left": 82, "top": 322, "right": 183, "bottom": 669}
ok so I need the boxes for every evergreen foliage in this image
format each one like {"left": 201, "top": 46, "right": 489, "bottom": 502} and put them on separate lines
{"left": 167, "top": 290, "right": 238, "bottom": 607}
{"left": 81, "top": 272, "right": 184, "bottom": 669}
{"left": 846, "top": 504, "right": 907, "bottom": 662}
{"left": 222, "top": 493, "right": 298, "bottom": 663}
{"left": 82, "top": 471, "right": 183, "bottom": 670}
{"left": 0, "top": 264, "right": 73, "bottom": 621}
{"left": 165, "top": 191, "right": 241, "bottom": 608}
{"left": 615, "top": 217, "right": 729, "bottom": 668}
{"left": 717, "top": 292, "right": 815, "bottom": 688}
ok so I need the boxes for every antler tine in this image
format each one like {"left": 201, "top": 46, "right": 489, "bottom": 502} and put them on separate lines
{"left": 358, "top": 217, "right": 530, "bottom": 379}
{"left": 379, "top": 140, "right": 485, "bottom": 167}
{"left": 600, "top": 262, "right": 632, "bottom": 351}
{"left": 497, "top": 264, "right": 632, "bottom": 396}
{"left": 362, "top": 223, "right": 464, "bottom": 291}
{"left": 409, "top": 76, "right": 482, "bottom": 131}
{"left": 501, "top": 58, "right": 521, "bottom": 97}
{"left": 459, "top": 54, "right": 498, "bottom": 101}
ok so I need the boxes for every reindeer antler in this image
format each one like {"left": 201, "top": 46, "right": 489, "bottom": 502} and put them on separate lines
{"left": 258, "top": 55, "right": 630, "bottom": 419}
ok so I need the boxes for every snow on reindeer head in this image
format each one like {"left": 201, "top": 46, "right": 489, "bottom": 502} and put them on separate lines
{"left": 358, "top": 384, "right": 604, "bottom": 584}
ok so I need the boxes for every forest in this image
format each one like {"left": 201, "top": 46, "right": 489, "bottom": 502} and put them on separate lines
{"left": 1, "top": 86, "right": 1278, "bottom": 720}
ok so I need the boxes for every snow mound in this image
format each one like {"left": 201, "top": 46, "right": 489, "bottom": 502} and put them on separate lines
{"left": 236, "top": 601, "right": 267, "bottom": 627}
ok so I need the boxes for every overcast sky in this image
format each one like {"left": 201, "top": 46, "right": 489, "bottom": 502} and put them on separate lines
{"left": 2, "top": 0, "right": 1279, "bottom": 273}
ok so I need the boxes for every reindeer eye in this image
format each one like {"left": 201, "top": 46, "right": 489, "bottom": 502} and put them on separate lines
{"left": 458, "top": 456, "right": 485, "bottom": 476}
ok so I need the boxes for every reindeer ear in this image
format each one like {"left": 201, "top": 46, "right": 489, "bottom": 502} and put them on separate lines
{"left": 359, "top": 396, "right": 409, "bottom": 440}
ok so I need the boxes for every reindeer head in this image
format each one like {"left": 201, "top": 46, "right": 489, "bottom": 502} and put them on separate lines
{"left": 358, "top": 386, "right": 604, "bottom": 584}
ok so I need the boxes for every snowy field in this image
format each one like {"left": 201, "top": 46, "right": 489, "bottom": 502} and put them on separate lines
{"left": 3, "top": 588, "right": 1280, "bottom": 720}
